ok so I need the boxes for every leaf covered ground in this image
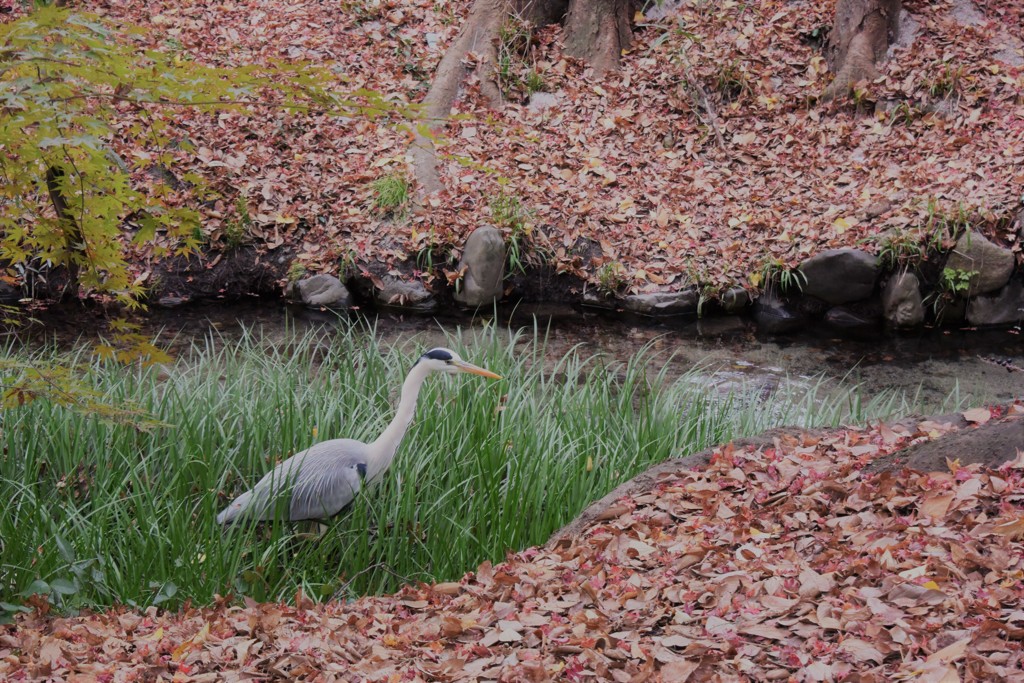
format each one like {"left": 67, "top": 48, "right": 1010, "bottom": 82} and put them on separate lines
{"left": 4, "top": 406, "right": 1023, "bottom": 681}
{"left": 27, "top": 0, "right": 1024, "bottom": 294}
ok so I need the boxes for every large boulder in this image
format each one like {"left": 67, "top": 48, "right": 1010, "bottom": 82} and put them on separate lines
{"left": 453, "top": 225, "right": 506, "bottom": 308}
{"left": 967, "top": 280, "right": 1024, "bottom": 326}
{"left": 881, "top": 272, "right": 924, "bottom": 328}
{"left": 944, "top": 230, "right": 1014, "bottom": 295}
{"left": 375, "top": 276, "right": 437, "bottom": 313}
{"left": 797, "top": 248, "right": 879, "bottom": 304}
{"left": 622, "top": 289, "right": 698, "bottom": 316}
{"left": 295, "top": 274, "right": 351, "bottom": 310}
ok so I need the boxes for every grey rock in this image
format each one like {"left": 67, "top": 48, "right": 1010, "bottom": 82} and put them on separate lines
{"left": 720, "top": 287, "right": 752, "bottom": 314}
{"left": 882, "top": 272, "right": 924, "bottom": 328}
{"left": 753, "top": 293, "right": 805, "bottom": 334}
{"left": 797, "top": 248, "right": 879, "bottom": 304}
{"left": 527, "top": 92, "right": 561, "bottom": 112}
{"left": 453, "top": 225, "right": 506, "bottom": 308}
{"left": 296, "top": 274, "right": 351, "bottom": 310}
{"left": 376, "top": 276, "right": 437, "bottom": 313}
{"left": 967, "top": 280, "right": 1024, "bottom": 326}
{"left": 944, "top": 230, "right": 1014, "bottom": 295}
{"left": 622, "top": 289, "right": 698, "bottom": 316}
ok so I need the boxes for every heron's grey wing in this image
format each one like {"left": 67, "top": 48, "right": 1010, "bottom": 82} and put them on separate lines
{"left": 217, "top": 439, "right": 369, "bottom": 524}
{"left": 287, "top": 439, "right": 370, "bottom": 521}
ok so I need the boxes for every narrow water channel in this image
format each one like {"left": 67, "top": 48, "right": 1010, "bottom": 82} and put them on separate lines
{"left": 11, "top": 302, "right": 1023, "bottom": 409}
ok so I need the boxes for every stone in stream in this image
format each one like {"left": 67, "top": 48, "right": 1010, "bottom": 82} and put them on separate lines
{"left": 295, "top": 274, "right": 351, "bottom": 310}
{"left": 375, "top": 276, "right": 438, "bottom": 313}
{"left": 720, "top": 287, "right": 752, "bottom": 314}
{"left": 753, "top": 292, "right": 805, "bottom": 334}
{"left": 944, "top": 230, "right": 1014, "bottom": 296}
{"left": 967, "top": 279, "right": 1024, "bottom": 326}
{"left": 882, "top": 271, "right": 924, "bottom": 328}
{"left": 622, "top": 289, "right": 698, "bottom": 316}
{"left": 824, "top": 306, "right": 879, "bottom": 332}
{"left": 797, "top": 248, "right": 879, "bottom": 304}
{"left": 453, "top": 225, "right": 506, "bottom": 308}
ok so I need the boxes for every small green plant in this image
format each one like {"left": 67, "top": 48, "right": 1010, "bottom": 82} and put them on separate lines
{"left": 489, "top": 191, "right": 535, "bottom": 275}
{"left": 596, "top": 261, "right": 626, "bottom": 294}
{"left": 939, "top": 267, "right": 977, "bottom": 297}
{"left": 372, "top": 174, "right": 411, "bottom": 218}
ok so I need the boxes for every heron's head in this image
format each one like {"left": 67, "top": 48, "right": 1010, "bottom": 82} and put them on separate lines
{"left": 416, "top": 347, "right": 501, "bottom": 379}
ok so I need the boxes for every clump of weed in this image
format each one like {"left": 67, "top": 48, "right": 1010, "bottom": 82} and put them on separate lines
{"left": 287, "top": 261, "right": 307, "bottom": 282}
{"left": 223, "top": 196, "right": 252, "bottom": 249}
{"left": 490, "top": 191, "right": 533, "bottom": 275}
{"left": 754, "top": 257, "right": 805, "bottom": 295}
{"left": 596, "top": 261, "right": 626, "bottom": 294}
{"left": 712, "top": 60, "right": 752, "bottom": 102}
{"left": 495, "top": 14, "right": 546, "bottom": 101}
{"left": 925, "top": 63, "right": 963, "bottom": 101}
{"left": 372, "top": 174, "right": 410, "bottom": 219}
{"left": 877, "top": 229, "right": 925, "bottom": 271}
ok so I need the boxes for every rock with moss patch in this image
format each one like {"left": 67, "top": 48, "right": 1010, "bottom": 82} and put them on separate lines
{"left": 967, "top": 280, "right": 1024, "bottom": 326}
{"left": 882, "top": 272, "right": 924, "bottom": 328}
{"left": 295, "top": 274, "right": 351, "bottom": 310}
{"left": 944, "top": 231, "right": 1014, "bottom": 295}
{"left": 797, "top": 248, "right": 879, "bottom": 304}
{"left": 453, "top": 225, "right": 505, "bottom": 308}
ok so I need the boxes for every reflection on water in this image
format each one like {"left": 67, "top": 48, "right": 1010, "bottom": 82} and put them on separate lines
{"left": 5, "top": 301, "right": 1024, "bottom": 407}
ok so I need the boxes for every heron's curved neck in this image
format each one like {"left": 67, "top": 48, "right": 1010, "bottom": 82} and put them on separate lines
{"left": 368, "top": 362, "right": 431, "bottom": 479}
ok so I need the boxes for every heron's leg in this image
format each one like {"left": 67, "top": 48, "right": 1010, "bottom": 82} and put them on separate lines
{"left": 293, "top": 520, "right": 329, "bottom": 539}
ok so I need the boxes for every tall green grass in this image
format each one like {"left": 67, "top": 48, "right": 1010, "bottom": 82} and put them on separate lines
{"left": 0, "top": 322, "right": 961, "bottom": 616}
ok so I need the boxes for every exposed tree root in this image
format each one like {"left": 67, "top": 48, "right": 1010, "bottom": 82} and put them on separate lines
{"left": 410, "top": 0, "right": 632, "bottom": 198}
{"left": 410, "top": 0, "right": 508, "bottom": 197}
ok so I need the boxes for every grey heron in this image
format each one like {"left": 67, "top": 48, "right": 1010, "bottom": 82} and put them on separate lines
{"left": 216, "top": 347, "right": 501, "bottom": 525}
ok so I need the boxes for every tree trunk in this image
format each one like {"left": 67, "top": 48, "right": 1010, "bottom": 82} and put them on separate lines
{"left": 45, "top": 165, "right": 82, "bottom": 298}
{"left": 562, "top": 0, "right": 634, "bottom": 74}
{"left": 822, "top": 0, "right": 901, "bottom": 101}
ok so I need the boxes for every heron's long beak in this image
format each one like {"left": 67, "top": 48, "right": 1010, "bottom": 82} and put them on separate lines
{"left": 453, "top": 360, "right": 502, "bottom": 379}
